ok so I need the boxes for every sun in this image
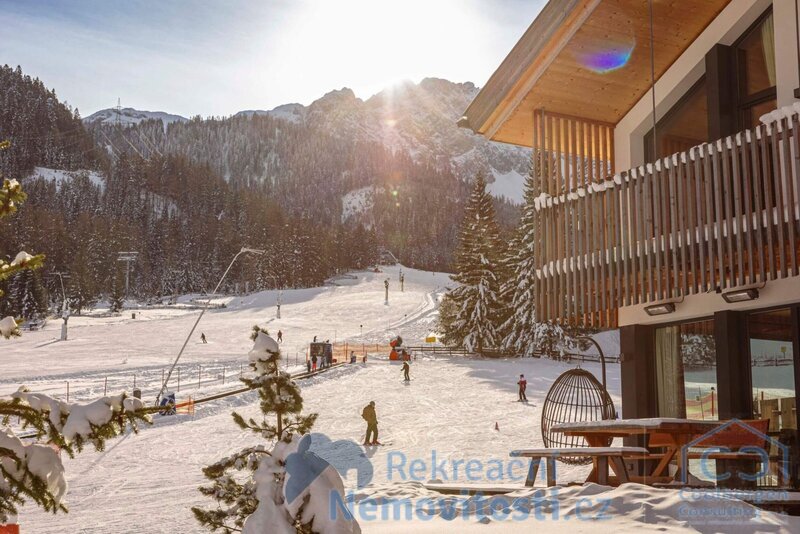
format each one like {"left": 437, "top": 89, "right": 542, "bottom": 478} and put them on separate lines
{"left": 275, "top": 0, "right": 481, "bottom": 98}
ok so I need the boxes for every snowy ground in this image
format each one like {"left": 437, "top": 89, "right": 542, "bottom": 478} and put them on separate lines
{"left": 2, "top": 265, "right": 798, "bottom": 533}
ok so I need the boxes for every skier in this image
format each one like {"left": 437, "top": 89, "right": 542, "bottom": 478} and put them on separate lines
{"left": 350, "top": 351, "right": 356, "bottom": 364}
{"left": 306, "top": 358, "right": 311, "bottom": 373}
{"left": 517, "top": 374, "right": 528, "bottom": 402}
{"left": 200, "top": 332, "right": 207, "bottom": 344}
{"left": 312, "top": 354, "right": 318, "bottom": 372}
{"left": 401, "top": 360, "right": 410, "bottom": 382}
{"left": 277, "top": 330, "right": 283, "bottom": 343}
{"left": 362, "top": 401, "right": 380, "bottom": 445}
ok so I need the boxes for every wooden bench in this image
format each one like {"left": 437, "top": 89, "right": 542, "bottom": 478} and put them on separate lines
{"left": 510, "top": 447, "right": 650, "bottom": 487}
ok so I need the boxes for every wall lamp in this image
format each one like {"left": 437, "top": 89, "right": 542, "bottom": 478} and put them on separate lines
{"left": 721, "top": 287, "right": 760, "bottom": 303}
{"left": 644, "top": 302, "right": 676, "bottom": 316}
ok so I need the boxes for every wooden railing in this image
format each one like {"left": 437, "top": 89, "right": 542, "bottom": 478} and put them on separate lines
{"left": 533, "top": 110, "right": 800, "bottom": 328}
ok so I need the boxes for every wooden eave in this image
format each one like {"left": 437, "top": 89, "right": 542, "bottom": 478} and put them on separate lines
{"left": 463, "top": 0, "right": 733, "bottom": 148}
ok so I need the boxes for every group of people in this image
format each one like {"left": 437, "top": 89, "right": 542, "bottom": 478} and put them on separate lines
{"left": 307, "top": 340, "right": 334, "bottom": 373}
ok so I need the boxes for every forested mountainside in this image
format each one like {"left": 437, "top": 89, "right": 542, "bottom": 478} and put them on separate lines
{"left": 0, "top": 65, "right": 379, "bottom": 316}
{"left": 1, "top": 65, "right": 525, "bottom": 316}
{"left": 0, "top": 65, "right": 101, "bottom": 179}
{"left": 86, "top": 78, "right": 531, "bottom": 202}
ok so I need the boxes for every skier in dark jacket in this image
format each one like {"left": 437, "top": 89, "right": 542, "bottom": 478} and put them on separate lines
{"left": 200, "top": 332, "right": 207, "bottom": 344}
{"left": 362, "top": 401, "right": 380, "bottom": 445}
{"left": 306, "top": 358, "right": 312, "bottom": 373}
{"left": 517, "top": 374, "right": 528, "bottom": 402}
{"left": 312, "top": 354, "right": 318, "bottom": 371}
{"left": 401, "top": 361, "right": 410, "bottom": 382}
{"left": 277, "top": 330, "right": 283, "bottom": 343}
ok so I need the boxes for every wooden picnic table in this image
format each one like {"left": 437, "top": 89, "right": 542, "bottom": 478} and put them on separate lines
{"left": 551, "top": 418, "right": 722, "bottom": 485}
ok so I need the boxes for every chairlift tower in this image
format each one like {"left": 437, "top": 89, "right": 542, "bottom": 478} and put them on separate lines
{"left": 117, "top": 251, "right": 139, "bottom": 298}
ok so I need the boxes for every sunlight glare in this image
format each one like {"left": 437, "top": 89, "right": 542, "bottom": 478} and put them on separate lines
{"left": 272, "top": 0, "right": 482, "bottom": 99}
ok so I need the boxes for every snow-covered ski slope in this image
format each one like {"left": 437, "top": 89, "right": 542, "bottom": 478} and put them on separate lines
{"left": 3, "top": 266, "right": 798, "bottom": 532}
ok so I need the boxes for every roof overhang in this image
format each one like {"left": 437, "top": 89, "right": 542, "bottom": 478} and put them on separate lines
{"left": 463, "top": 0, "right": 733, "bottom": 147}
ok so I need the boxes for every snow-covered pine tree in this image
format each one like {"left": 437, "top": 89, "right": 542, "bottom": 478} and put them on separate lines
{"left": 0, "top": 141, "right": 45, "bottom": 339}
{"left": 1, "top": 154, "right": 150, "bottom": 522}
{"left": 500, "top": 168, "right": 540, "bottom": 356}
{"left": 9, "top": 268, "right": 48, "bottom": 321}
{"left": 439, "top": 173, "right": 504, "bottom": 352}
{"left": 193, "top": 327, "right": 357, "bottom": 533}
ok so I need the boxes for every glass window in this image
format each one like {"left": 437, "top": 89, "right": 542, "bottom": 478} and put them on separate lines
{"left": 749, "top": 308, "right": 796, "bottom": 432}
{"left": 736, "top": 10, "right": 777, "bottom": 128}
{"left": 743, "top": 97, "right": 777, "bottom": 130}
{"left": 655, "top": 319, "right": 718, "bottom": 420}
{"left": 738, "top": 11, "right": 776, "bottom": 97}
{"left": 645, "top": 79, "right": 709, "bottom": 162}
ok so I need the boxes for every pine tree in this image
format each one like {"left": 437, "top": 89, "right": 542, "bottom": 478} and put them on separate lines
{"left": 439, "top": 174, "right": 504, "bottom": 352}
{"left": 1, "top": 144, "right": 150, "bottom": 522}
{"left": 501, "top": 169, "right": 541, "bottom": 356}
{"left": 193, "top": 327, "right": 351, "bottom": 533}
{"left": 9, "top": 268, "right": 48, "bottom": 321}
{"left": 0, "top": 140, "right": 45, "bottom": 338}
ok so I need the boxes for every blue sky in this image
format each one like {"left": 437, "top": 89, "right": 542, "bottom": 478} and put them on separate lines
{"left": 0, "top": 0, "right": 546, "bottom": 117}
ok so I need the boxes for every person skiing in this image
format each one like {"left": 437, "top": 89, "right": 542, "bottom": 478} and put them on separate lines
{"left": 200, "top": 332, "right": 207, "bottom": 344}
{"left": 277, "top": 330, "right": 283, "bottom": 343}
{"left": 311, "top": 354, "right": 318, "bottom": 372}
{"left": 306, "top": 358, "right": 312, "bottom": 373}
{"left": 401, "top": 361, "right": 410, "bottom": 382}
{"left": 350, "top": 350, "right": 356, "bottom": 364}
{"left": 517, "top": 374, "right": 528, "bottom": 402}
{"left": 362, "top": 401, "right": 380, "bottom": 445}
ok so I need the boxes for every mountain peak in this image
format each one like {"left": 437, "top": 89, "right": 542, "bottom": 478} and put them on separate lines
{"left": 84, "top": 107, "right": 188, "bottom": 127}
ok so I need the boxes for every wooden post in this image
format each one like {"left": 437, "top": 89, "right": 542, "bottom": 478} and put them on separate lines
{"left": 104, "top": 377, "right": 107, "bottom": 396}
{"left": 162, "top": 369, "right": 165, "bottom": 387}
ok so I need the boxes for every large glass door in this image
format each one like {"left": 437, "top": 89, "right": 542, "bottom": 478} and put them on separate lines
{"left": 749, "top": 308, "right": 796, "bottom": 432}
{"left": 655, "top": 319, "right": 719, "bottom": 421}
{"left": 748, "top": 307, "right": 797, "bottom": 488}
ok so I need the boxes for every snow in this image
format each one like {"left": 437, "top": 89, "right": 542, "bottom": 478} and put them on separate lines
{"left": 2, "top": 265, "right": 798, "bottom": 532}
{"left": 10, "top": 251, "right": 34, "bottom": 266}
{"left": 28, "top": 167, "right": 105, "bottom": 191}
{"left": 342, "top": 186, "right": 379, "bottom": 223}
{"left": 83, "top": 107, "right": 188, "bottom": 127}
{"left": 486, "top": 168, "right": 526, "bottom": 204}
{"left": 0, "top": 316, "right": 18, "bottom": 338}
{"left": 551, "top": 418, "right": 721, "bottom": 431}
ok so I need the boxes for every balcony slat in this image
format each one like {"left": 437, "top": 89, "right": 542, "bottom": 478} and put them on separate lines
{"left": 741, "top": 131, "right": 756, "bottom": 285}
{"left": 769, "top": 123, "right": 787, "bottom": 278}
{"left": 780, "top": 117, "right": 797, "bottom": 277}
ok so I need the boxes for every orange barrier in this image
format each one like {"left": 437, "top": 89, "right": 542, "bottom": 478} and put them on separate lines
{"left": 175, "top": 397, "right": 195, "bottom": 416}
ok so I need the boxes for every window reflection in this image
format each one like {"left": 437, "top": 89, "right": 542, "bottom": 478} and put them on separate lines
{"left": 655, "top": 320, "right": 718, "bottom": 420}
{"left": 749, "top": 308, "right": 796, "bottom": 432}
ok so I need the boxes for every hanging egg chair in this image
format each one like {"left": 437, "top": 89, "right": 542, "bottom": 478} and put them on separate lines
{"left": 540, "top": 338, "right": 616, "bottom": 465}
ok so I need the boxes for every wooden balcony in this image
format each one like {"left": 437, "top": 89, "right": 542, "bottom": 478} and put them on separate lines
{"left": 532, "top": 109, "right": 800, "bottom": 328}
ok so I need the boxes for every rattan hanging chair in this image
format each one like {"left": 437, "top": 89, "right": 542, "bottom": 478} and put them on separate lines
{"left": 540, "top": 347, "right": 616, "bottom": 465}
